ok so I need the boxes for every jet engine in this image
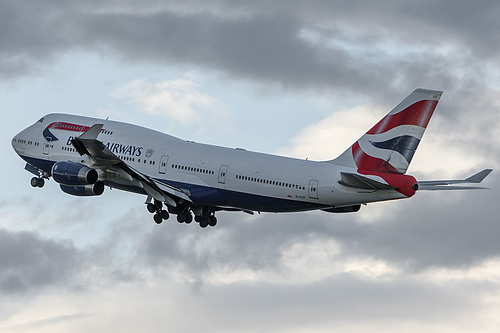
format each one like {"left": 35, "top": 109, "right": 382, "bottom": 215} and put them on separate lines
{"left": 51, "top": 161, "right": 98, "bottom": 185}
{"left": 60, "top": 181, "right": 105, "bottom": 196}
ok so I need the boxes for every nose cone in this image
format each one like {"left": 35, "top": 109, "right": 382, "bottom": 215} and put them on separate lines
{"left": 12, "top": 126, "right": 32, "bottom": 156}
{"left": 12, "top": 132, "right": 24, "bottom": 156}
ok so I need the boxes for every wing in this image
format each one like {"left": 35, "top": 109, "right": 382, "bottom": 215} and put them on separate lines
{"left": 72, "top": 124, "right": 192, "bottom": 207}
{"left": 417, "top": 169, "right": 493, "bottom": 190}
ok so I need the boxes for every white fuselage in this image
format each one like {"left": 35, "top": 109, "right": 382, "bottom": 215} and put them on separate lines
{"left": 12, "top": 114, "right": 407, "bottom": 213}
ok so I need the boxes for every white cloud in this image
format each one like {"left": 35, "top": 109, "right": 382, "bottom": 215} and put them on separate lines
{"left": 281, "top": 238, "right": 400, "bottom": 282}
{"left": 112, "top": 77, "right": 228, "bottom": 125}
{"left": 277, "top": 101, "right": 496, "bottom": 180}
{"left": 3, "top": 1, "right": 500, "bottom": 331}
{"left": 277, "top": 104, "right": 384, "bottom": 161}
{"left": 419, "top": 258, "right": 500, "bottom": 284}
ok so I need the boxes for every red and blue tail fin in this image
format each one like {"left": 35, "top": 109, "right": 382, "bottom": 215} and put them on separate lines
{"left": 333, "top": 89, "right": 442, "bottom": 174}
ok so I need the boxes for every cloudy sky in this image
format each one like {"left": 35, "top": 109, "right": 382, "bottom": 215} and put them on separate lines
{"left": 2, "top": 1, "right": 500, "bottom": 332}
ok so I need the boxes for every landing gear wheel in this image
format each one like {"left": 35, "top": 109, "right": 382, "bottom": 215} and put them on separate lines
{"left": 160, "top": 210, "right": 169, "bottom": 220}
{"left": 208, "top": 216, "right": 217, "bottom": 227}
{"left": 155, "top": 200, "right": 163, "bottom": 210}
{"left": 153, "top": 213, "right": 163, "bottom": 224}
{"left": 199, "top": 218, "right": 209, "bottom": 228}
{"left": 147, "top": 203, "right": 156, "bottom": 213}
{"left": 177, "top": 214, "right": 186, "bottom": 223}
{"left": 185, "top": 214, "right": 193, "bottom": 224}
{"left": 31, "top": 177, "right": 44, "bottom": 188}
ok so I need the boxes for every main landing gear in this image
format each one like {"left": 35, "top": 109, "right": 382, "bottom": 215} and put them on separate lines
{"left": 146, "top": 200, "right": 170, "bottom": 224}
{"left": 145, "top": 200, "right": 217, "bottom": 228}
{"left": 192, "top": 205, "right": 217, "bottom": 228}
{"left": 173, "top": 207, "right": 217, "bottom": 228}
{"left": 176, "top": 211, "right": 193, "bottom": 224}
{"left": 195, "top": 215, "right": 217, "bottom": 228}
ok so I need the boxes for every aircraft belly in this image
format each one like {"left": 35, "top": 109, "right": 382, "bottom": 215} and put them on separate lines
{"left": 164, "top": 180, "right": 325, "bottom": 212}
{"left": 18, "top": 155, "right": 56, "bottom": 174}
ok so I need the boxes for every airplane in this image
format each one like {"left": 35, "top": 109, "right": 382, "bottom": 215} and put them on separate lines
{"left": 11, "top": 88, "right": 492, "bottom": 228}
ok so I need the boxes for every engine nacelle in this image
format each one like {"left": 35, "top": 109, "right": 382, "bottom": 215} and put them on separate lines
{"left": 52, "top": 161, "right": 98, "bottom": 185}
{"left": 322, "top": 205, "right": 361, "bottom": 213}
{"left": 60, "top": 181, "right": 105, "bottom": 196}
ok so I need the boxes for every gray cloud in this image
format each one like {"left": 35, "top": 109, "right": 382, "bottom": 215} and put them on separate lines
{"left": 197, "top": 276, "right": 484, "bottom": 332}
{"left": 0, "top": 228, "right": 79, "bottom": 294}
{"left": 2, "top": 1, "right": 499, "bottom": 330}
{"left": 133, "top": 173, "right": 500, "bottom": 279}
{"left": 2, "top": 0, "right": 499, "bottom": 98}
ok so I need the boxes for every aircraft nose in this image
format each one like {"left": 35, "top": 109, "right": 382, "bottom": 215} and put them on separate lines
{"left": 12, "top": 132, "right": 23, "bottom": 155}
{"left": 12, "top": 128, "right": 29, "bottom": 155}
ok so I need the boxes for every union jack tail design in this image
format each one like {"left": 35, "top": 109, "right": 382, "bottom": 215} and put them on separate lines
{"left": 333, "top": 89, "right": 442, "bottom": 174}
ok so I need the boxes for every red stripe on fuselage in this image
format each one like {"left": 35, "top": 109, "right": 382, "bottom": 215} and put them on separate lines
{"left": 47, "top": 122, "right": 91, "bottom": 132}
{"left": 367, "top": 100, "right": 438, "bottom": 135}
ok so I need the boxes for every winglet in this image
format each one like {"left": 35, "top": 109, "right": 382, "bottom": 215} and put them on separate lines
{"left": 465, "top": 169, "right": 493, "bottom": 183}
{"left": 79, "top": 124, "right": 103, "bottom": 140}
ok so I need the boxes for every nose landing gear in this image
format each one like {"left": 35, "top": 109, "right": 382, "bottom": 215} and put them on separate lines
{"left": 30, "top": 177, "right": 45, "bottom": 188}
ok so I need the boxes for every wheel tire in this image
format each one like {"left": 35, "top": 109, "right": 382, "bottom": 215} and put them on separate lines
{"left": 153, "top": 213, "right": 163, "bottom": 224}
{"left": 185, "top": 214, "right": 193, "bottom": 224}
{"left": 199, "top": 218, "right": 209, "bottom": 228}
{"left": 31, "top": 177, "right": 39, "bottom": 187}
{"left": 147, "top": 203, "right": 156, "bottom": 213}
{"left": 161, "top": 210, "right": 169, "bottom": 220}
{"left": 177, "top": 214, "right": 185, "bottom": 223}
{"left": 37, "top": 178, "right": 45, "bottom": 188}
{"left": 208, "top": 216, "right": 217, "bottom": 227}
{"left": 155, "top": 200, "right": 163, "bottom": 210}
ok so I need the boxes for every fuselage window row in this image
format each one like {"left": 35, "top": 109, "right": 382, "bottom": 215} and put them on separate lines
{"left": 62, "top": 146, "right": 77, "bottom": 152}
{"left": 60, "top": 145, "right": 157, "bottom": 166}
{"left": 14, "top": 139, "right": 39, "bottom": 147}
{"left": 171, "top": 164, "right": 215, "bottom": 175}
{"left": 235, "top": 174, "right": 306, "bottom": 190}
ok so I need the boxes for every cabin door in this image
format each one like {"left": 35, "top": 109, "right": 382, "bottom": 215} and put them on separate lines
{"left": 309, "top": 179, "right": 319, "bottom": 199}
{"left": 159, "top": 155, "right": 169, "bottom": 174}
{"left": 218, "top": 165, "right": 228, "bottom": 184}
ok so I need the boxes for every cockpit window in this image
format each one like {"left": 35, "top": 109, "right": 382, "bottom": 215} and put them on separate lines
{"left": 37, "top": 117, "right": 44, "bottom": 123}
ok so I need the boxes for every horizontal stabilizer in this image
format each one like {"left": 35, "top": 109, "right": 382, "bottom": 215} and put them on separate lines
{"left": 417, "top": 169, "right": 492, "bottom": 190}
{"left": 339, "top": 172, "right": 396, "bottom": 191}
{"left": 418, "top": 185, "right": 489, "bottom": 191}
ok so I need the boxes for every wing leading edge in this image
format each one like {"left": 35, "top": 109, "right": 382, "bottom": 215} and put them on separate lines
{"left": 71, "top": 124, "right": 192, "bottom": 206}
